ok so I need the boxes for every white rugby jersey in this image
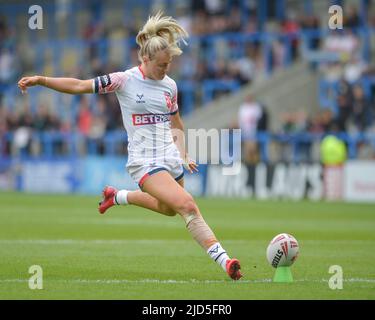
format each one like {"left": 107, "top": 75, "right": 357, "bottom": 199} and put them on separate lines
{"left": 92, "top": 66, "right": 182, "bottom": 166}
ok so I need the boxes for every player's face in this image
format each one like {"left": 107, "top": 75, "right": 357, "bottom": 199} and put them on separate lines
{"left": 147, "top": 50, "right": 172, "bottom": 80}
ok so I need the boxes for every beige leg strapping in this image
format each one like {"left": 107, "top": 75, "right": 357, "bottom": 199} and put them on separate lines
{"left": 185, "top": 214, "right": 218, "bottom": 250}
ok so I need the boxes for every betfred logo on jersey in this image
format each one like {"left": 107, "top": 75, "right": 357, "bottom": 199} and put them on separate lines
{"left": 132, "top": 113, "right": 170, "bottom": 126}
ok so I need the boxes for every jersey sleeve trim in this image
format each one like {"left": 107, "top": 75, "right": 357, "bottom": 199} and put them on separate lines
{"left": 93, "top": 72, "right": 128, "bottom": 94}
{"left": 93, "top": 78, "right": 99, "bottom": 93}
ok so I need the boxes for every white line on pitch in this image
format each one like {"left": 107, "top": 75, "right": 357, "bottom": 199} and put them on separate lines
{"left": 1, "top": 278, "right": 374, "bottom": 284}
{"left": 0, "top": 239, "right": 374, "bottom": 245}
{"left": 0, "top": 239, "right": 248, "bottom": 245}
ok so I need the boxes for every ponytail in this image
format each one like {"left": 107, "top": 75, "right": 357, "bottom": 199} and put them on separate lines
{"left": 136, "top": 11, "right": 188, "bottom": 61}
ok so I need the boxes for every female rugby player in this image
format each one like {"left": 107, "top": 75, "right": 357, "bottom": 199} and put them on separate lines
{"left": 18, "top": 12, "right": 242, "bottom": 280}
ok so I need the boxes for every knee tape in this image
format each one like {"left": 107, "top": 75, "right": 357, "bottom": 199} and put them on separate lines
{"left": 185, "top": 214, "right": 217, "bottom": 250}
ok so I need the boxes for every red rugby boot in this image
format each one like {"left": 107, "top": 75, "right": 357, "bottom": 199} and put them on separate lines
{"left": 226, "top": 258, "right": 243, "bottom": 280}
{"left": 98, "top": 186, "right": 117, "bottom": 214}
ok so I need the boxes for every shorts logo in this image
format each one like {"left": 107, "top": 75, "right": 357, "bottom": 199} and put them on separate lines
{"left": 136, "top": 94, "right": 146, "bottom": 104}
{"left": 132, "top": 113, "right": 170, "bottom": 125}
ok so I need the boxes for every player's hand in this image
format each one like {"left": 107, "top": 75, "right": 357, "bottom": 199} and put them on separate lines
{"left": 17, "top": 76, "right": 41, "bottom": 94}
{"left": 183, "top": 155, "right": 199, "bottom": 174}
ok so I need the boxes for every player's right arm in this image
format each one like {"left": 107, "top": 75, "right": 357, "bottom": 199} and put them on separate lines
{"left": 18, "top": 72, "right": 127, "bottom": 95}
{"left": 18, "top": 76, "right": 93, "bottom": 94}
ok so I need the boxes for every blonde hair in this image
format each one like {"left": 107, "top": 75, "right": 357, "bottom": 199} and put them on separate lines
{"left": 136, "top": 11, "right": 188, "bottom": 62}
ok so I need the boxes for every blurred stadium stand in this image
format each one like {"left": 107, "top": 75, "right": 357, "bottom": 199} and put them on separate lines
{"left": 1, "top": 0, "right": 375, "bottom": 163}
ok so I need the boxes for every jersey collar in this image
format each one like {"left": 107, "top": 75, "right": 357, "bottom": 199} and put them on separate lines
{"left": 138, "top": 65, "right": 146, "bottom": 80}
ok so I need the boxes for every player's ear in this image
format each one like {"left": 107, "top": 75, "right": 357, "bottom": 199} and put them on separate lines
{"left": 142, "top": 55, "right": 150, "bottom": 64}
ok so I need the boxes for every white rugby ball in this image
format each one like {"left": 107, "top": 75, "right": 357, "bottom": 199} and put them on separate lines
{"left": 266, "top": 233, "right": 299, "bottom": 268}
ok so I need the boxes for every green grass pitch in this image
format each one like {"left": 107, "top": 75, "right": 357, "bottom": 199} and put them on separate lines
{"left": 0, "top": 192, "right": 374, "bottom": 299}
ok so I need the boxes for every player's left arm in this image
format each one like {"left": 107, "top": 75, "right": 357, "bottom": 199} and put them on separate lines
{"left": 170, "top": 112, "right": 198, "bottom": 173}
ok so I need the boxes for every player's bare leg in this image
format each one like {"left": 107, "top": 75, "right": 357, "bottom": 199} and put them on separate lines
{"left": 141, "top": 171, "right": 242, "bottom": 280}
{"left": 99, "top": 173, "right": 184, "bottom": 216}
{"left": 126, "top": 176, "right": 185, "bottom": 215}
{"left": 125, "top": 177, "right": 185, "bottom": 215}
{"left": 98, "top": 186, "right": 176, "bottom": 216}
{"left": 127, "top": 190, "right": 176, "bottom": 216}
{"left": 98, "top": 174, "right": 242, "bottom": 280}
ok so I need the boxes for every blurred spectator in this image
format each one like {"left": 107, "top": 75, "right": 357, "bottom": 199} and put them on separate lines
{"left": 257, "top": 103, "right": 269, "bottom": 132}
{"left": 0, "top": 105, "right": 9, "bottom": 155}
{"left": 336, "top": 78, "right": 353, "bottom": 132}
{"left": 238, "top": 94, "right": 263, "bottom": 164}
{"left": 281, "top": 111, "right": 307, "bottom": 134}
{"left": 10, "top": 105, "right": 33, "bottom": 156}
{"left": 307, "top": 109, "right": 334, "bottom": 134}
{"left": 344, "top": 5, "right": 361, "bottom": 30}
{"left": 336, "top": 94, "right": 352, "bottom": 132}
{"left": 299, "top": 14, "right": 320, "bottom": 50}
{"left": 227, "top": 6, "right": 242, "bottom": 33}
{"left": 351, "top": 85, "right": 371, "bottom": 131}
{"left": 271, "top": 39, "right": 286, "bottom": 71}
{"left": 89, "top": 98, "right": 108, "bottom": 154}
{"left": 33, "top": 104, "right": 58, "bottom": 132}
{"left": 280, "top": 11, "right": 300, "bottom": 61}
{"left": 337, "top": 78, "right": 352, "bottom": 98}
{"left": 204, "top": 0, "right": 225, "bottom": 16}
{"left": 343, "top": 55, "right": 367, "bottom": 83}
{"left": 234, "top": 44, "right": 258, "bottom": 84}
{"left": 176, "top": 6, "right": 193, "bottom": 35}
{"left": 0, "top": 48, "right": 16, "bottom": 84}
{"left": 82, "top": 19, "right": 106, "bottom": 61}
{"left": 77, "top": 97, "right": 93, "bottom": 137}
